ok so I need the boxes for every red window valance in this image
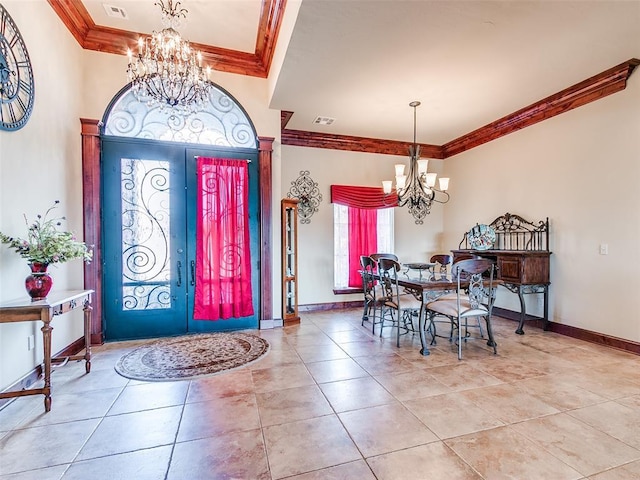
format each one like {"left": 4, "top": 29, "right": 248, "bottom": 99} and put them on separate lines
{"left": 331, "top": 185, "right": 398, "bottom": 210}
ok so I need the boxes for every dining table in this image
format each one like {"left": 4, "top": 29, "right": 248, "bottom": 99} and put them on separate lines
{"left": 374, "top": 267, "right": 500, "bottom": 356}
{"left": 392, "top": 269, "right": 462, "bottom": 356}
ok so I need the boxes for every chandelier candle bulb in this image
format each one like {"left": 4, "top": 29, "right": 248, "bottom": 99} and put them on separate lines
{"left": 394, "top": 164, "right": 405, "bottom": 176}
{"left": 439, "top": 177, "right": 450, "bottom": 191}
{"left": 382, "top": 180, "right": 393, "bottom": 194}
{"left": 426, "top": 172, "right": 437, "bottom": 188}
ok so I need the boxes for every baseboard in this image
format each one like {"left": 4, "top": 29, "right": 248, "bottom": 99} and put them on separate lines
{"left": 493, "top": 306, "right": 640, "bottom": 355}
{"left": 0, "top": 335, "right": 86, "bottom": 411}
{"left": 492, "top": 307, "right": 548, "bottom": 330}
{"left": 300, "top": 300, "right": 362, "bottom": 312}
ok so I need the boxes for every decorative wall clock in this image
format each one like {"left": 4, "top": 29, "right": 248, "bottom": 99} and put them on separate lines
{"left": 0, "top": 3, "right": 35, "bottom": 131}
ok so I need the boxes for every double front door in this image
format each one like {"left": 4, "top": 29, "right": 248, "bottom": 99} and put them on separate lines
{"left": 102, "top": 137, "right": 259, "bottom": 340}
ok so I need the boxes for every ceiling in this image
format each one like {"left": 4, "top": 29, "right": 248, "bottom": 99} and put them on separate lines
{"left": 60, "top": 1, "right": 639, "bottom": 147}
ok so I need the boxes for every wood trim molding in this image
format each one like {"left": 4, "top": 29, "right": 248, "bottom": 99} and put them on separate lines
{"left": 493, "top": 307, "right": 639, "bottom": 355}
{"left": 281, "top": 111, "right": 294, "bottom": 129}
{"left": 299, "top": 301, "right": 363, "bottom": 312}
{"left": 442, "top": 58, "right": 640, "bottom": 157}
{"left": 47, "top": 0, "right": 286, "bottom": 78}
{"left": 80, "top": 118, "right": 103, "bottom": 345}
{"left": 281, "top": 59, "right": 639, "bottom": 159}
{"left": 281, "top": 128, "right": 445, "bottom": 159}
{"left": 259, "top": 137, "right": 275, "bottom": 322}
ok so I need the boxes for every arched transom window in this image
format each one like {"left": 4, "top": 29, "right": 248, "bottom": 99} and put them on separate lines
{"left": 103, "top": 83, "right": 258, "bottom": 148}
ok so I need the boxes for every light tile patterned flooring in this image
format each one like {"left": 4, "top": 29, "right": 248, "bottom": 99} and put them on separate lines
{"left": 1, "top": 309, "right": 640, "bottom": 479}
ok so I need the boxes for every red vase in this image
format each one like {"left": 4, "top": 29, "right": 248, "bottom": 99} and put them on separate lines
{"left": 25, "top": 262, "right": 53, "bottom": 301}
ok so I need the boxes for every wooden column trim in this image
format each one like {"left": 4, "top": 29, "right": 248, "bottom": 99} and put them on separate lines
{"left": 443, "top": 58, "right": 640, "bottom": 157}
{"left": 258, "top": 137, "right": 274, "bottom": 323}
{"left": 80, "top": 118, "right": 103, "bottom": 345}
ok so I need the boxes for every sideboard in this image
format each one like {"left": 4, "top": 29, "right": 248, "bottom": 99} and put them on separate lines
{"left": 452, "top": 213, "right": 551, "bottom": 334}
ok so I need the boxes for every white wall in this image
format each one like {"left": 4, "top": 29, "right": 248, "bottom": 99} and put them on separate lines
{"left": 281, "top": 145, "right": 445, "bottom": 307}
{"left": 442, "top": 72, "right": 640, "bottom": 342}
{"left": 0, "top": 1, "right": 85, "bottom": 390}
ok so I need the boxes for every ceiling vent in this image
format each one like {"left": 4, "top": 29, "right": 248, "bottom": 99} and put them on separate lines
{"left": 313, "top": 116, "right": 335, "bottom": 126}
{"left": 103, "top": 4, "right": 129, "bottom": 20}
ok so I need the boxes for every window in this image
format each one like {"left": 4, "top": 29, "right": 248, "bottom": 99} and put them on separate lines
{"left": 333, "top": 204, "right": 394, "bottom": 288}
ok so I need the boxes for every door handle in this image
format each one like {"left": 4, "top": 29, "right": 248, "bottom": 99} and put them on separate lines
{"left": 190, "top": 260, "right": 195, "bottom": 286}
{"left": 177, "top": 261, "right": 182, "bottom": 287}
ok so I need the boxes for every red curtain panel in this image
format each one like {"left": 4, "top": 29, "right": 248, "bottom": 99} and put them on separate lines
{"left": 348, "top": 206, "right": 377, "bottom": 288}
{"left": 194, "top": 157, "right": 254, "bottom": 320}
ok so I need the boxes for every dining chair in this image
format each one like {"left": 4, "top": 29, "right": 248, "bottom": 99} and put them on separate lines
{"left": 377, "top": 257, "right": 422, "bottom": 347}
{"left": 425, "top": 258, "right": 498, "bottom": 359}
{"left": 370, "top": 252, "right": 399, "bottom": 262}
{"left": 429, "top": 254, "right": 452, "bottom": 276}
{"left": 360, "top": 255, "right": 383, "bottom": 333}
{"left": 426, "top": 254, "right": 455, "bottom": 342}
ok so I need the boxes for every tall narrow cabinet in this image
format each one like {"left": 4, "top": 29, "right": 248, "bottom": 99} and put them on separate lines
{"left": 281, "top": 199, "right": 300, "bottom": 324}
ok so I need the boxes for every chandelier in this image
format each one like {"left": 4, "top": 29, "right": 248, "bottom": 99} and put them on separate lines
{"left": 382, "top": 101, "right": 450, "bottom": 224}
{"left": 126, "top": 0, "right": 212, "bottom": 114}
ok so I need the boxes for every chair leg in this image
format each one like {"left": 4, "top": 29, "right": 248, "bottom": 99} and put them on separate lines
{"left": 485, "top": 315, "right": 498, "bottom": 354}
{"left": 361, "top": 299, "right": 370, "bottom": 326}
{"left": 457, "top": 315, "right": 463, "bottom": 360}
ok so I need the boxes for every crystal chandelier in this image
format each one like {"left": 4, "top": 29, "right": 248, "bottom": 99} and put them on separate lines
{"left": 126, "top": 0, "right": 212, "bottom": 115}
{"left": 383, "top": 101, "right": 450, "bottom": 224}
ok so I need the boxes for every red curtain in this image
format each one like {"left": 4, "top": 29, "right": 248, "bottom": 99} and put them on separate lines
{"left": 331, "top": 185, "right": 398, "bottom": 209}
{"left": 348, "top": 207, "right": 377, "bottom": 287}
{"left": 194, "top": 157, "right": 254, "bottom": 320}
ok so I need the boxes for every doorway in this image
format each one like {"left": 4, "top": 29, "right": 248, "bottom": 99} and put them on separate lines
{"left": 102, "top": 137, "right": 259, "bottom": 340}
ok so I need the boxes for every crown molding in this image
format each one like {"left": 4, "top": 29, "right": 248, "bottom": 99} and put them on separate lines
{"left": 47, "top": 0, "right": 286, "bottom": 78}
{"left": 282, "top": 59, "right": 639, "bottom": 159}
{"left": 281, "top": 128, "right": 445, "bottom": 159}
{"left": 442, "top": 58, "right": 640, "bottom": 157}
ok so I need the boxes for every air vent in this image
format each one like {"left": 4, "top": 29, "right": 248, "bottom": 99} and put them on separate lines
{"left": 103, "top": 3, "right": 129, "bottom": 19}
{"left": 313, "top": 116, "right": 335, "bottom": 126}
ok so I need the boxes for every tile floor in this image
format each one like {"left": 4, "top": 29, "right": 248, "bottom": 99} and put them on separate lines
{"left": 1, "top": 309, "right": 640, "bottom": 479}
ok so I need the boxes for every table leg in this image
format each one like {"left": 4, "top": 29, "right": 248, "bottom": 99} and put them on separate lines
{"left": 515, "top": 285, "right": 526, "bottom": 335}
{"left": 41, "top": 319, "right": 53, "bottom": 412}
{"left": 83, "top": 300, "right": 93, "bottom": 373}
{"left": 418, "top": 303, "right": 431, "bottom": 356}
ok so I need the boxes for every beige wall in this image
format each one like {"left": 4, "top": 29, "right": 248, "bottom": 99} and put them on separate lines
{"left": 0, "top": 1, "right": 85, "bottom": 389}
{"left": 442, "top": 72, "right": 640, "bottom": 343}
{"left": 281, "top": 146, "right": 445, "bottom": 306}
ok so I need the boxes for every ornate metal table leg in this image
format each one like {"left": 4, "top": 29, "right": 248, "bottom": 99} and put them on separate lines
{"left": 543, "top": 286, "right": 549, "bottom": 331}
{"left": 83, "top": 300, "right": 93, "bottom": 373}
{"left": 41, "top": 319, "right": 53, "bottom": 412}
{"left": 418, "top": 302, "right": 431, "bottom": 356}
{"left": 516, "top": 285, "right": 526, "bottom": 335}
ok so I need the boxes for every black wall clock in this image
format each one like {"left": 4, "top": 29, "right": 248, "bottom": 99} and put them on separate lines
{"left": 0, "top": 3, "right": 35, "bottom": 131}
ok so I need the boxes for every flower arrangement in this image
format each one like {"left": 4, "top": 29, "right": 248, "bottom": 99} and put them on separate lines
{"left": 0, "top": 201, "right": 92, "bottom": 265}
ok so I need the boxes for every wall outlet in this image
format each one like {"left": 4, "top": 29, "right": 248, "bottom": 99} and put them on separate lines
{"left": 599, "top": 244, "right": 609, "bottom": 255}
{"left": 27, "top": 334, "right": 35, "bottom": 351}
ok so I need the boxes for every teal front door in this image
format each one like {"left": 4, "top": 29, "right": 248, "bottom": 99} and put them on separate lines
{"left": 102, "top": 137, "right": 259, "bottom": 341}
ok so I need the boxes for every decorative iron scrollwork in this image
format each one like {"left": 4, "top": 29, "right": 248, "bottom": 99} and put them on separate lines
{"left": 287, "top": 170, "right": 322, "bottom": 224}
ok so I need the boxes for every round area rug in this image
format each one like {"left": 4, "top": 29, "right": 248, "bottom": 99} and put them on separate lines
{"left": 115, "top": 332, "right": 269, "bottom": 382}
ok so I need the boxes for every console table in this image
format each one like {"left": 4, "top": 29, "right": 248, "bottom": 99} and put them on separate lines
{"left": 452, "top": 213, "right": 551, "bottom": 334}
{"left": 0, "top": 290, "right": 93, "bottom": 412}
